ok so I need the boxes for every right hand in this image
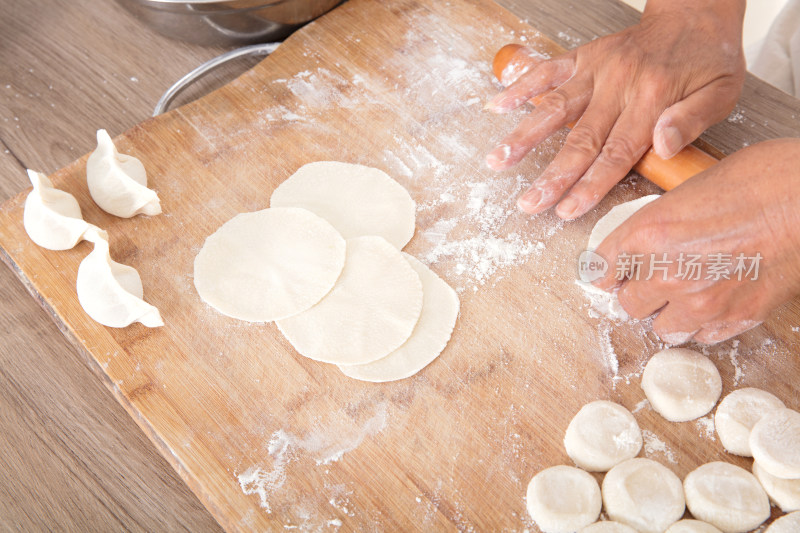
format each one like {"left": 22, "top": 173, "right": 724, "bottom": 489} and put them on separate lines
{"left": 592, "top": 139, "right": 800, "bottom": 345}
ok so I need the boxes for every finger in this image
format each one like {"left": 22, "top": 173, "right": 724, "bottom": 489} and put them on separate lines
{"left": 591, "top": 209, "right": 656, "bottom": 291}
{"left": 592, "top": 247, "right": 641, "bottom": 292}
{"left": 555, "top": 99, "right": 662, "bottom": 219}
{"left": 694, "top": 318, "right": 762, "bottom": 345}
{"left": 617, "top": 273, "right": 668, "bottom": 320}
{"left": 497, "top": 46, "right": 549, "bottom": 86}
{"left": 516, "top": 92, "right": 627, "bottom": 214}
{"left": 486, "top": 78, "right": 592, "bottom": 171}
{"left": 652, "top": 77, "right": 743, "bottom": 159}
{"left": 485, "top": 55, "right": 576, "bottom": 113}
{"left": 651, "top": 305, "right": 701, "bottom": 345}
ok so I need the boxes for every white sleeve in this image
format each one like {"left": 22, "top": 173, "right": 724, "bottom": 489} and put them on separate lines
{"left": 749, "top": 0, "right": 800, "bottom": 96}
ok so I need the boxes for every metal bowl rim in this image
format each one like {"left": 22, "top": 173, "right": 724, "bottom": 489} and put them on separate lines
{"left": 123, "top": 0, "right": 287, "bottom": 10}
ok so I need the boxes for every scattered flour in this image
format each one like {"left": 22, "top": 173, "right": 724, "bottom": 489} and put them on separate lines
{"left": 238, "top": 403, "right": 388, "bottom": 513}
{"left": 556, "top": 30, "right": 584, "bottom": 47}
{"left": 598, "top": 325, "right": 620, "bottom": 387}
{"left": 727, "top": 339, "right": 745, "bottom": 386}
{"left": 283, "top": 69, "right": 360, "bottom": 109}
{"left": 641, "top": 429, "right": 677, "bottom": 464}
{"left": 727, "top": 107, "right": 746, "bottom": 124}
{"left": 577, "top": 281, "right": 629, "bottom": 321}
{"left": 238, "top": 432, "right": 293, "bottom": 513}
{"left": 426, "top": 234, "right": 538, "bottom": 288}
{"left": 632, "top": 399, "right": 650, "bottom": 414}
{"left": 381, "top": 149, "right": 413, "bottom": 179}
{"left": 422, "top": 179, "right": 543, "bottom": 290}
{"left": 695, "top": 415, "right": 716, "bottom": 441}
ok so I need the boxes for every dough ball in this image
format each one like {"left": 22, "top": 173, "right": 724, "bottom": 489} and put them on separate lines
{"left": 193, "top": 207, "right": 345, "bottom": 322}
{"left": 277, "top": 236, "right": 423, "bottom": 365}
{"left": 579, "top": 521, "right": 638, "bottom": 533}
{"left": 753, "top": 460, "right": 800, "bottom": 512}
{"left": 338, "top": 254, "right": 459, "bottom": 382}
{"left": 564, "top": 400, "right": 642, "bottom": 472}
{"left": 601, "top": 458, "right": 685, "bottom": 533}
{"left": 641, "top": 348, "right": 722, "bottom": 422}
{"left": 683, "top": 461, "right": 770, "bottom": 533}
{"left": 714, "top": 388, "right": 785, "bottom": 457}
{"left": 750, "top": 408, "right": 800, "bottom": 479}
{"left": 526, "top": 465, "right": 601, "bottom": 533}
{"left": 665, "top": 520, "right": 723, "bottom": 533}
{"left": 766, "top": 511, "right": 800, "bottom": 533}
{"left": 270, "top": 161, "right": 416, "bottom": 249}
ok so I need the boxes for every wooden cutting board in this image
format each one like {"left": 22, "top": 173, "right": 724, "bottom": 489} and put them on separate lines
{"left": 1, "top": 0, "right": 798, "bottom": 530}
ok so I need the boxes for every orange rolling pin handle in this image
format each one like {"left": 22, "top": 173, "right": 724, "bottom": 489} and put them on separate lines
{"left": 491, "top": 44, "right": 718, "bottom": 192}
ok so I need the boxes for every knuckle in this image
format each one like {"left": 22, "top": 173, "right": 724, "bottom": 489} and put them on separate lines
{"left": 540, "top": 90, "right": 570, "bottom": 123}
{"left": 637, "top": 69, "right": 672, "bottom": 103}
{"left": 566, "top": 124, "right": 604, "bottom": 157}
{"left": 599, "top": 135, "right": 642, "bottom": 167}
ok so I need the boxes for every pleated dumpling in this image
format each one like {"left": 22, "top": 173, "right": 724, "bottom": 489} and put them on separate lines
{"left": 76, "top": 228, "right": 163, "bottom": 328}
{"left": 23, "top": 169, "right": 92, "bottom": 250}
{"left": 86, "top": 129, "right": 161, "bottom": 218}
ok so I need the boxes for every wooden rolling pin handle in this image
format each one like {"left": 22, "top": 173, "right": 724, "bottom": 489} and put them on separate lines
{"left": 491, "top": 44, "right": 718, "bottom": 191}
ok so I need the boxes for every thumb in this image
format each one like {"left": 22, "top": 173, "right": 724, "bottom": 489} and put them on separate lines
{"left": 652, "top": 78, "right": 741, "bottom": 159}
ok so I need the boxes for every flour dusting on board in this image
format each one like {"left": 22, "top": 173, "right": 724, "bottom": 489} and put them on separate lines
{"left": 418, "top": 176, "right": 545, "bottom": 291}
{"left": 695, "top": 415, "right": 715, "bottom": 441}
{"left": 642, "top": 429, "right": 677, "bottom": 464}
{"left": 238, "top": 402, "right": 388, "bottom": 513}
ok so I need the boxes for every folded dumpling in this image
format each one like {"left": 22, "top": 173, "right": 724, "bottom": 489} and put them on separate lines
{"left": 86, "top": 129, "right": 161, "bottom": 218}
{"left": 23, "top": 169, "right": 93, "bottom": 250}
{"left": 76, "top": 228, "right": 163, "bottom": 328}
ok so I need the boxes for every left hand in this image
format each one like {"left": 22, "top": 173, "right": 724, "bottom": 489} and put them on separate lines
{"left": 484, "top": 1, "right": 746, "bottom": 219}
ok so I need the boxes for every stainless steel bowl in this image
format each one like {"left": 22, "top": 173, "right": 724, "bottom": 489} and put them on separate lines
{"left": 117, "top": 0, "right": 342, "bottom": 46}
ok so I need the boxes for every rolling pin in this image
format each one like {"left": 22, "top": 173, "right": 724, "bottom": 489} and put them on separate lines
{"left": 492, "top": 44, "right": 718, "bottom": 191}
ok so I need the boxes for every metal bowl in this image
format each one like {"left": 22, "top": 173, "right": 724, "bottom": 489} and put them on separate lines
{"left": 117, "top": 0, "right": 342, "bottom": 46}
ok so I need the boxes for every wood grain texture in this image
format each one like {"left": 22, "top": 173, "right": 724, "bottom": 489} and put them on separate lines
{"left": 497, "top": 0, "right": 800, "bottom": 158}
{"left": 1, "top": 0, "right": 799, "bottom": 531}
{"left": 0, "top": 0, "right": 226, "bottom": 530}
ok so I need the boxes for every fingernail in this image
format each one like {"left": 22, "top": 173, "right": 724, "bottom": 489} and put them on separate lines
{"left": 483, "top": 94, "right": 504, "bottom": 112}
{"left": 517, "top": 188, "right": 541, "bottom": 212}
{"left": 486, "top": 144, "right": 511, "bottom": 170}
{"left": 484, "top": 93, "right": 518, "bottom": 113}
{"left": 655, "top": 125, "right": 682, "bottom": 159}
{"left": 556, "top": 196, "right": 579, "bottom": 219}
{"left": 657, "top": 329, "right": 698, "bottom": 346}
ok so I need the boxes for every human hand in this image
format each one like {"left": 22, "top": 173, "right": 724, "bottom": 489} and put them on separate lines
{"left": 485, "top": 0, "right": 746, "bottom": 219}
{"left": 592, "top": 139, "right": 800, "bottom": 345}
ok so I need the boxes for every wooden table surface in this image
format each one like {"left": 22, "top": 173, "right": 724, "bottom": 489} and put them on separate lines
{"left": 1, "top": 0, "right": 798, "bottom": 530}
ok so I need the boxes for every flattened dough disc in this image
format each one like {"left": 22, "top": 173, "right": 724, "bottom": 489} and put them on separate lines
{"left": 587, "top": 194, "right": 660, "bottom": 251}
{"left": 194, "top": 207, "right": 346, "bottom": 322}
{"left": 270, "top": 161, "right": 416, "bottom": 249}
{"left": 277, "top": 236, "right": 423, "bottom": 365}
{"left": 338, "top": 253, "right": 459, "bottom": 382}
